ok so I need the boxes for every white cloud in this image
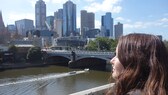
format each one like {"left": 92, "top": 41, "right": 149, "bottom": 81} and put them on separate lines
{"left": 159, "top": 18, "right": 168, "bottom": 22}
{"left": 95, "top": 20, "right": 101, "bottom": 28}
{"left": 112, "top": 6, "right": 122, "bottom": 13}
{"left": 115, "top": 17, "right": 131, "bottom": 22}
{"left": 124, "top": 24, "right": 134, "bottom": 28}
{"left": 84, "top": 0, "right": 95, "bottom": 2}
{"left": 50, "top": 0, "right": 67, "bottom": 4}
{"left": 124, "top": 21, "right": 151, "bottom": 29}
{"left": 43, "top": 0, "right": 50, "bottom": 3}
{"left": 124, "top": 17, "right": 168, "bottom": 29}
{"left": 115, "top": 17, "right": 124, "bottom": 21}
{"left": 84, "top": 0, "right": 122, "bottom": 13}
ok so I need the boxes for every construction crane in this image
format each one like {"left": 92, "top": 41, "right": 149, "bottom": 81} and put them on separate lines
{"left": 45, "top": 21, "right": 51, "bottom": 31}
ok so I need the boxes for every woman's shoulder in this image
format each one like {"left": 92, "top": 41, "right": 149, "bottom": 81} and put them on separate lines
{"left": 127, "top": 89, "right": 142, "bottom": 95}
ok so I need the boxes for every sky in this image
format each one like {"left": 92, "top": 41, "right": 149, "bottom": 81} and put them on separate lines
{"left": 0, "top": 0, "right": 168, "bottom": 40}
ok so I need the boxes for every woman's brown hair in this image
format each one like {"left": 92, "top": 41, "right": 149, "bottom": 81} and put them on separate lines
{"left": 107, "top": 33, "right": 168, "bottom": 95}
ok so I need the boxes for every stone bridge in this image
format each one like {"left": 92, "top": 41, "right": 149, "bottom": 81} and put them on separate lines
{"left": 42, "top": 49, "right": 114, "bottom": 71}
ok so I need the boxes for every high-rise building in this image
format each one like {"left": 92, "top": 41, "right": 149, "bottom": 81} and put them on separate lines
{"left": 101, "top": 12, "right": 113, "bottom": 38}
{"left": 80, "top": 10, "right": 95, "bottom": 38}
{"left": 15, "top": 19, "right": 34, "bottom": 36}
{"left": 54, "top": 9, "right": 63, "bottom": 37}
{"left": 63, "top": 0, "right": 76, "bottom": 37}
{"left": 7, "top": 25, "right": 17, "bottom": 33}
{"left": 46, "top": 16, "right": 54, "bottom": 31}
{"left": 54, "top": 19, "right": 63, "bottom": 37}
{"left": 0, "top": 11, "right": 5, "bottom": 32}
{"left": 54, "top": 9, "right": 63, "bottom": 20}
{"left": 35, "top": 0, "right": 46, "bottom": 30}
{"left": 114, "top": 22, "right": 123, "bottom": 39}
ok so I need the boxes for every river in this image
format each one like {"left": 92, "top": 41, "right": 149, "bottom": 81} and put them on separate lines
{"left": 0, "top": 65, "right": 114, "bottom": 95}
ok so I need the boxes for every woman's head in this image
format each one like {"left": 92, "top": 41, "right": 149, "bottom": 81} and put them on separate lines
{"left": 110, "top": 33, "right": 168, "bottom": 94}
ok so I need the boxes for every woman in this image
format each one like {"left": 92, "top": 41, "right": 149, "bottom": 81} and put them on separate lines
{"left": 107, "top": 33, "right": 168, "bottom": 95}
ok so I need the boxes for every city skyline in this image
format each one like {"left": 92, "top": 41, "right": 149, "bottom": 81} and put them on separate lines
{"left": 0, "top": 0, "right": 168, "bottom": 40}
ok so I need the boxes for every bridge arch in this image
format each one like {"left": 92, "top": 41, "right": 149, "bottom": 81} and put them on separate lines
{"left": 46, "top": 55, "right": 71, "bottom": 66}
{"left": 69, "top": 57, "right": 109, "bottom": 71}
{"left": 76, "top": 56, "right": 109, "bottom": 61}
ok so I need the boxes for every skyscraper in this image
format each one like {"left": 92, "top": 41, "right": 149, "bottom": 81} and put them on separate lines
{"left": 46, "top": 16, "right": 54, "bottom": 31}
{"left": 0, "top": 11, "right": 5, "bottom": 32}
{"left": 101, "top": 12, "right": 113, "bottom": 38}
{"left": 81, "top": 10, "right": 95, "bottom": 38}
{"left": 114, "top": 22, "right": 123, "bottom": 39}
{"left": 54, "top": 9, "right": 63, "bottom": 37}
{"left": 15, "top": 19, "right": 34, "bottom": 36}
{"left": 63, "top": 0, "right": 76, "bottom": 37}
{"left": 54, "top": 9, "right": 63, "bottom": 20}
{"left": 35, "top": 0, "right": 46, "bottom": 30}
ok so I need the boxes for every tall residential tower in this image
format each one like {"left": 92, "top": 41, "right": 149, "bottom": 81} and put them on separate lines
{"left": 63, "top": 0, "right": 76, "bottom": 37}
{"left": 80, "top": 10, "right": 95, "bottom": 38}
{"left": 101, "top": 12, "right": 113, "bottom": 38}
{"left": 114, "top": 22, "right": 123, "bottom": 39}
{"left": 54, "top": 9, "right": 63, "bottom": 37}
{"left": 15, "top": 19, "right": 34, "bottom": 36}
{"left": 35, "top": 0, "right": 46, "bottom": 30}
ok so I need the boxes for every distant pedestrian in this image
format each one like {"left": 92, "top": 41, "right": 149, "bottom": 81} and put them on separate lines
{"left": 71, "top": 50, "right": 76, "bottom": 61}
{"left": 107, "top": 33, "right": 168, "bottom": 95}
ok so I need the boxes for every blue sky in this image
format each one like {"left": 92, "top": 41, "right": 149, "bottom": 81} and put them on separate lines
{"left": 0, "top": 0, "right": 168, "bottom": 40}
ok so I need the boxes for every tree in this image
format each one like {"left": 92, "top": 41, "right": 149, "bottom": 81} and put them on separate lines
{"left": 27, "top": 47, "right": 42, "bottom": 62}
{"left": 110, "top": 39, "right": 118, "bottom": 52}
{"left": 86, "top": 37, "right": 117, "bottom": 52}
{"left": 7, "top": 45, "right": 18, "bottom": 63}
{"left": 85, "top": 40, "right": 97, "bottom": 51}
{"left": 8, "top": 45, "right": 18, "bottom": 53}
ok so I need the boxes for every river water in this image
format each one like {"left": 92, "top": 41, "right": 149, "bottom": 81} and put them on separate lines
{"left": 0, "top": 65, "right": 114, "bottom": 95}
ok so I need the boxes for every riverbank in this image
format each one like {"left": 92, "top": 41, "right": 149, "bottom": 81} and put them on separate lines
{"left": 0, "top": 62, "right": 49, "bottom": 71}
{"left": 0, "top": 61, "right": 111, "bottom": 72}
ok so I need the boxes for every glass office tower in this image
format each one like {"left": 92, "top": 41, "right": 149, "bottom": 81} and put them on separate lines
{"left": 101, "top": 12, "right": 113, "bottom": 38}
{"left": 63, "top": 0, "right": 76, "bottom": 37}
{"left": 35, "top": 0, "right": 46, "bottom": 30}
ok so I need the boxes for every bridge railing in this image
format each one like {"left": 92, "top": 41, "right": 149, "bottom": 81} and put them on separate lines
{"left": 74, "top": 50, "right": 114, "bottom": 55}
{"left": 42, "top": 49, "right": 115, "bottom": 56}
{"left": 42, "top": 49, "right": 71, "bottom": 54}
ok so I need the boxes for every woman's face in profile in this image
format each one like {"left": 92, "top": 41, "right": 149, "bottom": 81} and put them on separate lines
{"left": 110, "top": 46, "right": 124, "bottom": 79}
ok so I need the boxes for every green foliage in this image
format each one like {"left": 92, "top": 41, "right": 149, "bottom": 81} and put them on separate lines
{"left": 110, "top": 39, "right": 118, "bottom": 52}
{"left": 86, "top": 40, "right": 97, "bottom": 51}
{"left": 8, "top": 45, "right": 18, "bottom": 53}
{"left": 27, "top": 47, "right": 42, "bottom": 62}
{"left": 86, "top": 37, "right": 118, "bottom": 52}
